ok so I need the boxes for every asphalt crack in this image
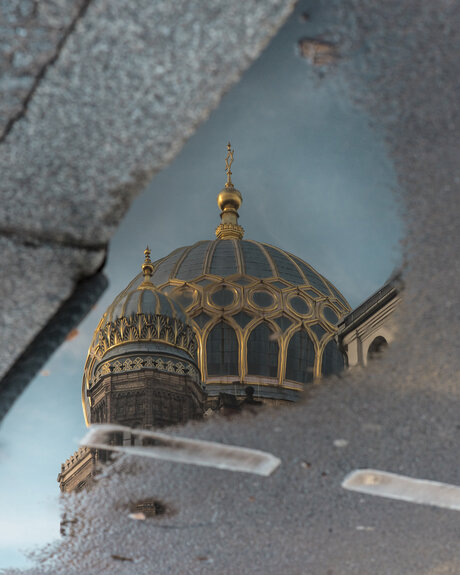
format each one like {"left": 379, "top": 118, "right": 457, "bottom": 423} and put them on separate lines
{"left": 0, "top": 0, "right": 94, "bottom": 143}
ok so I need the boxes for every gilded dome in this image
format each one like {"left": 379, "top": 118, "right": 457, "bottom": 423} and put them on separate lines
{"left": 82, "top": 249, "right": 199, "bottom": 424}
{"left": 82, "top": 144, "right": 352, "bottom": 414}
{"left": 114, "top": 239, "right": 350, "bottom": 402}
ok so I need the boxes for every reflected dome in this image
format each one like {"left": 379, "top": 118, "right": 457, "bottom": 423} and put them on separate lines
{"left": 110, "top": 238, "right": 351, "bottom": 403}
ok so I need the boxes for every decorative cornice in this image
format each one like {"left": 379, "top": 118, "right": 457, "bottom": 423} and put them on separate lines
{"left": 215, "top": 222, "right": 245, "bottom": 240}
{"left": 91, "top": 354, "right": 199, "bottom": 387}
{"left": 94, "top": 313, "right": 197, "bottom": 361}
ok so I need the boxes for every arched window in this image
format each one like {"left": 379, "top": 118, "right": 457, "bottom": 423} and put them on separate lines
{"left": 321, "top": 340, "right": 344, "bottom": 376}
{"left": 285, "top": 329, "right": 315, "bottom": 383}
{"left": 247, "top": 322, "right": 278, "bottom": 378}
{"left": 367, "top": 336, "right": 388, "bottom": 361}
{"left": 206, "top": 321, "right": 239, "bottom": 376}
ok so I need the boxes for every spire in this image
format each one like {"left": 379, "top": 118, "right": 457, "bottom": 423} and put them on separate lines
{"left": 141, "top": 246, "right": 154, "bottom": 283}
{"left": 225, "top": 141, "right": 234, "bottom": 187}
{"left": 215, "top": 142, "right": 244, "bottom": 240}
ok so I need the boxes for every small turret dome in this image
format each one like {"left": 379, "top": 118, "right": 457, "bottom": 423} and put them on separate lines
{"left": 82, "top": 248, "right": 199, "bottom": 424}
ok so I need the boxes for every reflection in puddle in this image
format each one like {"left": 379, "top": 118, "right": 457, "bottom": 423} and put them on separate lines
{"left": 59, "top": 145, "right": 400, "bottom": 495}
{"left": 0, "top": 3, "right": 403, "bottom": 567}
{"left": 60, "top": 149, "right": 350, "bottom": 492}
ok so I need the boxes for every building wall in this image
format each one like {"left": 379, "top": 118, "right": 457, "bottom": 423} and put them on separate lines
{"left": 340, "top": 293, "right": 401, "bottom": 368}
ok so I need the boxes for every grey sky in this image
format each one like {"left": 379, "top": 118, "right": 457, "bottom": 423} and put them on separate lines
{"left": 0, "top": 3, "right": 402, "bottom": 568}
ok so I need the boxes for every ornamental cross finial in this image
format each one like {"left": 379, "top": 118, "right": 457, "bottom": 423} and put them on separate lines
{"left": 225, "top": 141, "right": 234, "bottom": 187}
{"left": 215, "top": 142, "right": 244, "bottom": 239}
{"left": 142, "top": 245, "right": 154, "bottom": 282}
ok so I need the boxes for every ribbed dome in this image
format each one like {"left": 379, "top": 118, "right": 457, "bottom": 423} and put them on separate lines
{"left": 160, "top": 240, "right": 348, "bottom": 304}
{"left": 118, "top": 239, "right": 351, "bottom": 402}
{"left": 105, "top": 281, "right": 188, "bottom": 325}
{"left": 122, "top": 239, "right": 349, "bottom": 306}
{"left": 80, "top": 144, "right": 353, "bottom": 424}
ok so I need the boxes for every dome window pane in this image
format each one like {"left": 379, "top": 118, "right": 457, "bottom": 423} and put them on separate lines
{"left": 323, "top": 306, "right": 339, "bottom": 325}
{"left": 123, "top": 291, "right": 140, "bottom": 317}
{"left": 309, "top": 323, "right": 327, "bottom": 341}
{"left": 252, "top": 290, "right": 274, "bottom": 308}
{"left": 292, "top": 257, "right": 331, "bottom": 295}
{"left": 173, "top": 288, "right": 195, "bottom": 309}
{"left": 285, "top": 329, "right": 315, "bottom": 384}
{"left": 303, "top": 289, "right": 320, "bottom": 299}
{"left": 160, "top": 284, "right": 175, "bottom": 295}
{"left": 273, "top": 315, "right": 292, "bottom": 332}
{"left": 194, "top": 278, "right": 214, "bottom": 287}
{"left": 264, "top": 246, "right": 304, "bottom": 284}
{"left": 269, "top": 280, "right": 288, "bottom": 290}
{"left": 140, "top": 289, "right": 158, "bottom": 315}
{"left": 321, "top": 340, "right": 344, "bottom": 376}
{"left": 212, "top": 287, "right": 235, "bottom": 307}
{"left": 326, "top": 282, "right": 349, "bottom": 308}
{"left": 233, "top": 276, "right": 253, "bottom": 286}
{"left": 240, "top": 241, "right": 273, "bottom": 278}
{"left": 247, "top": 323, "right": 278, "bottom": 378}
{"left": 289, "top": 296, "right": 310, "bottom": 316}
{"left": 175, "top": 242, "right": 210, "bottom": 280}
{"left": 232, "top": 311, "right": 253, "bottom": 329}
{"left": 156, "top": 292, "right": 173, "bottom": 319}
{"left": 206, "top": 322, "right": 239, "bottom": 376}
{"left": 192, "top": 312, "right": 212, "bottom": 328}
{"left": 209, "top": 240, "right": 238, "bottom": 276}
{"left": 151, "top": 247, "right": 185, "bottom": 285}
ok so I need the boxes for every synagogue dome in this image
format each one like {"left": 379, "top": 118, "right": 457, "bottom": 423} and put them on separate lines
{"left": 82, "top": 143, "right": 351, "bottom": 419}
{"left": 143, "top": 237, "right": 350, "bottom": 402}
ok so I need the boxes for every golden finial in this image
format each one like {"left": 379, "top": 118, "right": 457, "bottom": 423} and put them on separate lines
{"left": 225, "top": 142, "right": 234, "bottom": 187}
{"left": 141, "top": 245, "right": 154, "bottom": 282}
{"left": 216, "top": 142, "right": 244, "bottom": 240}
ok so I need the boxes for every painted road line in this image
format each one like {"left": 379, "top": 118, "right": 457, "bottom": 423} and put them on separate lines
{"left": 343, "top": 469, "right": 460, "bottom": 511}
{"left": 81, "top": 423, "right": 281, "bottom": 477}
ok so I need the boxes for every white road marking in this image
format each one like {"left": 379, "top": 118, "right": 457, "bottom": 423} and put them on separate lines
{"left": 80, "top": 424, "right": 281, "bottom": 477}
{"left": 343, "top": 469, "right": 460, "bottom": 511}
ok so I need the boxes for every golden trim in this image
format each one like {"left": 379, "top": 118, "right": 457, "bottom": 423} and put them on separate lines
{"left": 170, "top": 285, "right": 199, "bottom": 313}
{"left": 206, "top": 283, "right": 241, "bottom": 312}
{"left": 247, "top": 284, "right": 279, "bottom": 314}
{"left": 286, "top": 291, "right": 314, "bottom": 319}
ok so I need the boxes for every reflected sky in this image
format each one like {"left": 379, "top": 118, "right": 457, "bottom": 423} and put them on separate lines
{"left": 0, "top": 2, "right": 403, "bottom": 568}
